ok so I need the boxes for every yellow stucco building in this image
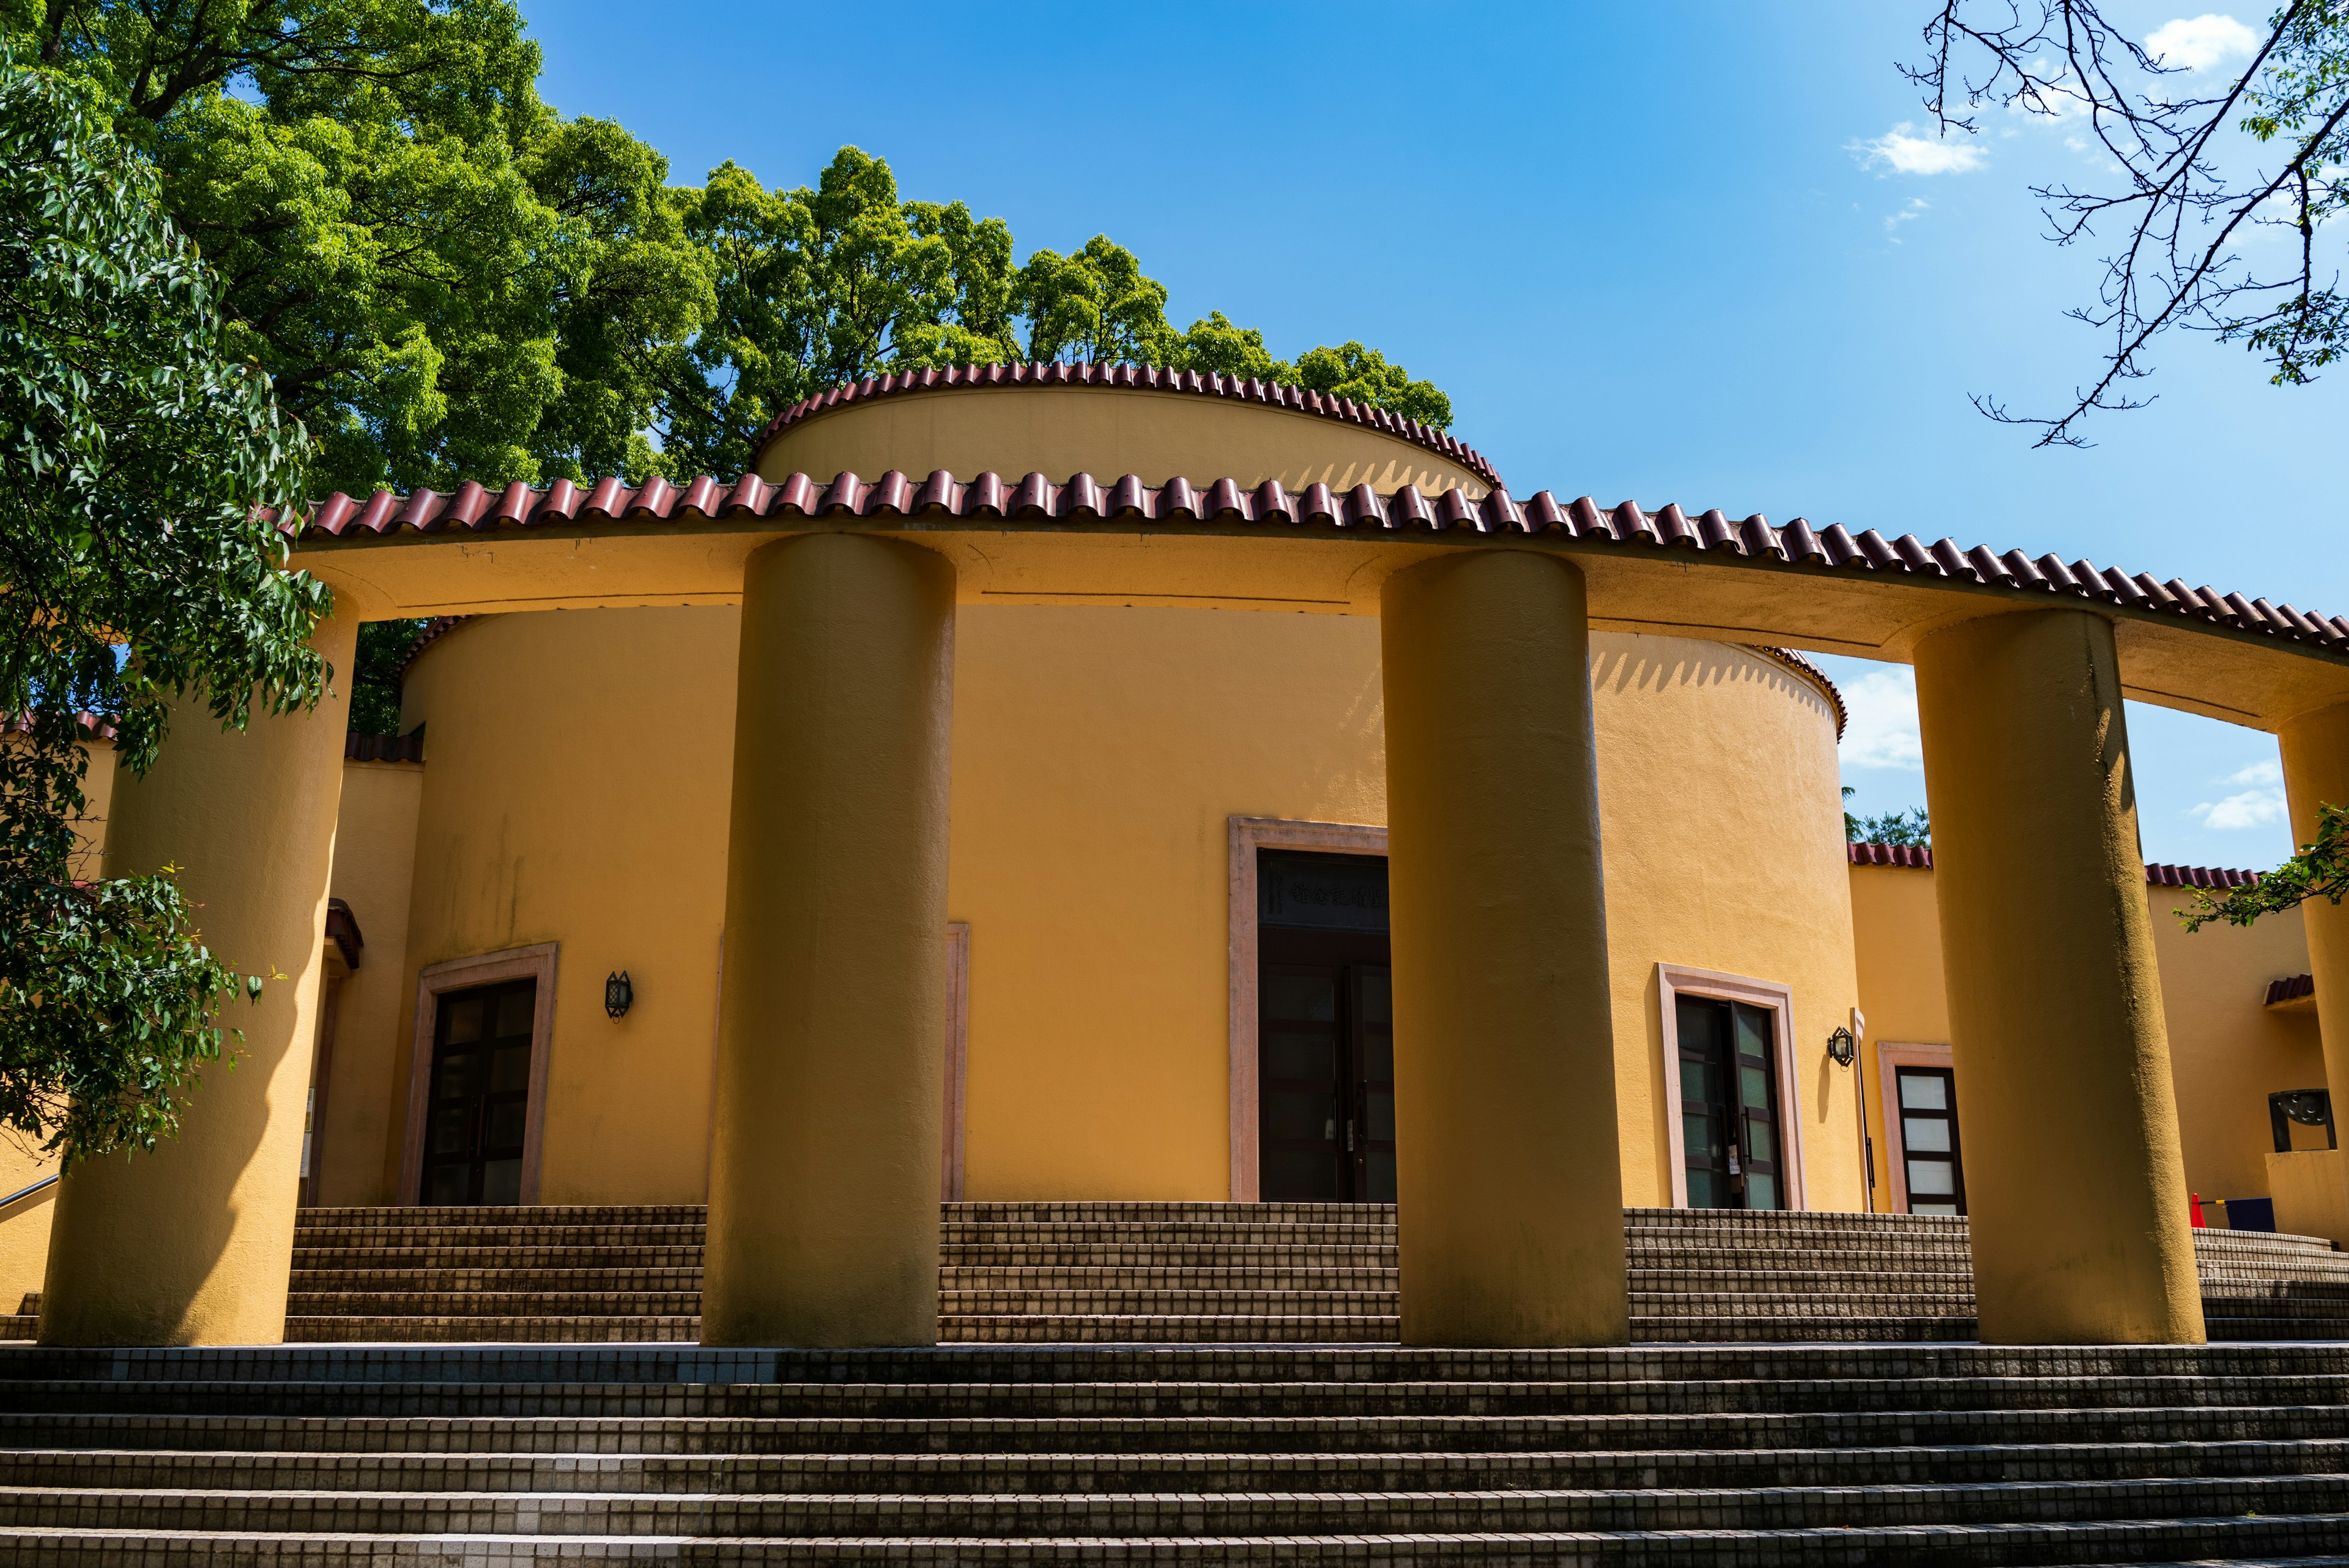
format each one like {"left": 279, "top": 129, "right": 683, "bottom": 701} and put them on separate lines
{"left": 15, "top": 362, "right": 2349, "bottom": 1351}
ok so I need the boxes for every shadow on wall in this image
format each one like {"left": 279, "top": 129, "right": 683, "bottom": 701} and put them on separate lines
{"left": 1591, "top": 643, "right": 1838, "bottom": 738}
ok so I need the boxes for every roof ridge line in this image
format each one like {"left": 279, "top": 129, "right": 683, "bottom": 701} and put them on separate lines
{"left": 744, "top": 363, "right": 1504, "bottom": 489}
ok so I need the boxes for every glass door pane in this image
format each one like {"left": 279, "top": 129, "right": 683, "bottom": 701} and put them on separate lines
{"left": 1732, "top": 1001, "right": 1783, "bottom": 1211}
{"left": 1896, "top": 1066, "right": 1965, "bottom": 1216}
{"left": 1260, "top": 966, "right": 1345, "bottom": 1200}
{"left": 1676, "top": 997, "right": 1734, "bottom": 1208}
{"left": 420, "top": 978, "right": 535, "bottom": 1205}
{"left": 1354, "top": 967, "right": 1396, "bottom": 1203}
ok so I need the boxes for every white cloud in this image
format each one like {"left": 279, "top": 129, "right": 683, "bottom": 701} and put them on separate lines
{"left": 1839, "top": 666, "right": 1924, "bottom": 769}
{"left": 1849, "top": 122, "right": 1987, "bottom": 176}
{"left": 1885, "top": 196, "right": 1930, "bottom": 242}
{"left": 2190, "top": 757, "right": 2287, "bottom": 829}
{"left": 2145, "top": 14, "right": 2260, "bottom": 71}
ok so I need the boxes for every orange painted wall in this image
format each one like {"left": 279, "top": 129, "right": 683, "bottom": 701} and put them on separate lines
{"left": 1847, "top": 861, "right": 2326, "bottom": 1211}
{"left": 1590, "top": 639, "right": 1863, "bottom": 1211}
{"left": 313, "top": 757, "right": 424, "bottom": 1205}
{"left": 388, "top": 609, "right": 737, "bottom": 1206}
{"left": 345, "top": 605, "right": 1860, "bottom": 1210}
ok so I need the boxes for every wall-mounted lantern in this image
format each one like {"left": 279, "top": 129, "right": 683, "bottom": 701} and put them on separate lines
{"left": 1825, "top": 1025, "right": 1857, "bottom": 1068}
{"left": 604, "top": 970, "right": 634, "bottom": 1019}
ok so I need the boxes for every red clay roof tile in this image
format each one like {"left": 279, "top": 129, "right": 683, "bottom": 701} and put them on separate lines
{"left": 2266, "top": 972, "right": 2315, "bottom": 1006}
{"left": 344, "top": 730, "right": 424, "bottom": 764}
{"left": 293, "top": 470, "right": 2349, "bottom": 661}
{"left": 1852, "top": 844, "right": 2273, "bottom": 889}
{"left": 1748, "top": 647, "right": 1847, "bottom": 740}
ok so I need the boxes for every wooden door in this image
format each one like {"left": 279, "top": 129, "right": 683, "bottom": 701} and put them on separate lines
{"left": 1676, "top": 994, "right": 1786, "bottom": 1209}
{"left": 418, "top": 979, "right": 536, "bottom": 1205}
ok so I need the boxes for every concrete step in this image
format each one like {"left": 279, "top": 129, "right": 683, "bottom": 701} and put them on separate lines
{"left": 9, "top": 1340, "right": 2342, "bottom": 1383}
{"left": 9, "top": 1397, "right": 2348, "bottom": 1455}
{"left": 12, "top": 1435, "right": 2349, "bottom": 1493}
{"left": 284, "top": 1316, "right": 698, "bottom": 1343}
{"left": 12, "top": 1372, "right": 2348, "bottom": 1421}
{"left": 941, "top": 1314, "right": 1400, "bottom": 1343}
{"left": 288, "top": 1268, "right": 704, "bottom": 1291}
{"left": 937, "top": 1268, "right": 1396, "bottom": 1290}
{"left": 938, "top": 1289, "right": 1397, "bottom": 1314}
{"left": 938, "top": 1221, "right": 1397, "bottom": 1245}
{"left": 289, "top": 1247, "right": 706, "bottom": 1269}
{"left": 941, "top": 1244, "right": 1396, "bottom": 1268}
{"left": 11, "top": 1470, "right": 2349, "bottom": 1536}
{"left": 291, "top": 1225, "right": 705, "bottom": 1249}
{"left": 295, "top": 1205, "right": 708, "bottom": 1228}
{"left": 285, "top": 1291, "right": 702, "bottom": 1316}
{"left": 9, "top": 1519, "right": 2349, "bottom": 1564}
{"left": 1631, "top": 1315, "right": 1978, "bottom": 1343}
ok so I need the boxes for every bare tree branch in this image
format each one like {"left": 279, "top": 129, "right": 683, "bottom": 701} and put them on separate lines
{"left": 1903, "top": 1, "right": 2347, "bottom": 444}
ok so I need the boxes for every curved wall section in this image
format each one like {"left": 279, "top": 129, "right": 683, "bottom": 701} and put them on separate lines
{"left": 390, "top": 608, "right": 738, "bottom": 1206}
{"left": 757, "top": 386, "right": 1493, "bottom": 500}
{"left": 1587, "top": 634, "right": 1861, "bottom": 1209}
{"left": 365, "top": 610, "right": 1858, "bottom": 1209}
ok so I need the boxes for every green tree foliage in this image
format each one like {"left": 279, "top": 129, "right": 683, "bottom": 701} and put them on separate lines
{"left": 1842, "top": 789, "right": 1931, "bottom": 846}
{"left": 9, "top": 4, "right": 1455, "bottom": 730}
{"left": 2179, "top": 803, "right": 2349, "bottom": 932}
{"left": 652, "top": 149, "right": 1457, "bottom": 478}
{"left": 8, "top": 0, "right": 703, "bottom": 497}
{"left": 1, "top": 58, "right": 328, "bottom": 1157}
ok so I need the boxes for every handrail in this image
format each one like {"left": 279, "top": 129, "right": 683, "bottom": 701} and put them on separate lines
{"left": 0, "top": 1174, "right": 58, "bottom": 1212}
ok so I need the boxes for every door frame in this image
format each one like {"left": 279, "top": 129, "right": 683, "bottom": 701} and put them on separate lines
{"left": 1228, "top": 815, "right": 1388, "bottom": 1202}
{"left": 1875, "top": 1039, "right": 1956, "bottom": 1214}
{"left": 399, "top": 943, "right": 559, "bottom": 1206}
{"left": 1657, "top": 962, "right": 1811, "bottom": 1211}
{"left": 941, "top": 921, "right": 971, "bottom": 1202}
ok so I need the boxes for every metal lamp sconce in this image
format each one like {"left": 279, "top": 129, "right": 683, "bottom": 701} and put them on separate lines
{"left": 604, "top": 970, "right": 634, "bottom": 1020}
{"left": 1825, "top": 1025, "right": 1857, "bottom": 1068}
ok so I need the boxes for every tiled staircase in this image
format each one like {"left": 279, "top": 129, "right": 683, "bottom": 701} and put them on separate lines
{"left": 284, "top": 1203, "right": 705, "bottom": 1343}
{"left": 244, "top": 1200, "right": 2349, "bottom": 1344}
{"left": 6, "top": 1340, "right": 2349, "bottom": 1561}
{"left": 7, "top": 1204, "right": 2349, "bottom": 1561}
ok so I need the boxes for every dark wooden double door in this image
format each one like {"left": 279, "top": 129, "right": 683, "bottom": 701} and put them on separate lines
{"left": 1677, "top": 994, "right": 1786, "bottom": 1210}
{"left": 419, "top": 978, "right": 536, "bottom": 1205}
{"left": 1258, "top": 851, "right": 1394, "bottom": 1203}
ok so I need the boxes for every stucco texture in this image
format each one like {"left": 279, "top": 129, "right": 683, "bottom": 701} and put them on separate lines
{"left": 351, "top": 603, "right": 1863, "bottom": 1216}
{"left": 390, "top": 608, "right": 736, "bottom": 1206}
{"left": 313, "top": 759, "right": 423, "bottom": 1205}
{"left": 1589, "top": 637, "right": 1863, "bottom": 1211}
{"left": 758, "top": 385, "right": 1491, "bottom": 499}
{"left": 1851, "top": 860, "right": 2325, "bottom": 1214}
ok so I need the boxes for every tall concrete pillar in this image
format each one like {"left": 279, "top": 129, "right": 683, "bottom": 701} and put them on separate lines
{"left": 40, "top": 587, "right": 368, "bottom": 1345}
{"left": 2276, "top": 700, "right": 2349, "bottom": 1230}
{"left": 1381, "top": 549, "right": 1627, "bottom": 1347}
{"left": 702, "top": 531, "right": 956, "bottom": 1347}
{"left": 1913, "top": 608, "right": 2203, "bottom": 1344}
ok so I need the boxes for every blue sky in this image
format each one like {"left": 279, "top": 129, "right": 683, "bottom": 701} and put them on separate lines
{"left": 533, "top": 1, "right": 2343, "bottom": 869}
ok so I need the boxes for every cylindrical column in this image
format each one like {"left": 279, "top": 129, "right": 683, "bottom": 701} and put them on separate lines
{"left": 40, "top": 590, "right": 365, "bottom": 1345}
{"left": 1914, "top": 608, "right": 2202, "bottom": 1344}
{"left": 702, "top": 532, "right": 956, "bottom": 1347}
{"left": 1381, "top": 549, "right": 1627, "bottom": 1347}
{"left": 2277, "top": 700, "right": 2349, "bottom": 1231}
